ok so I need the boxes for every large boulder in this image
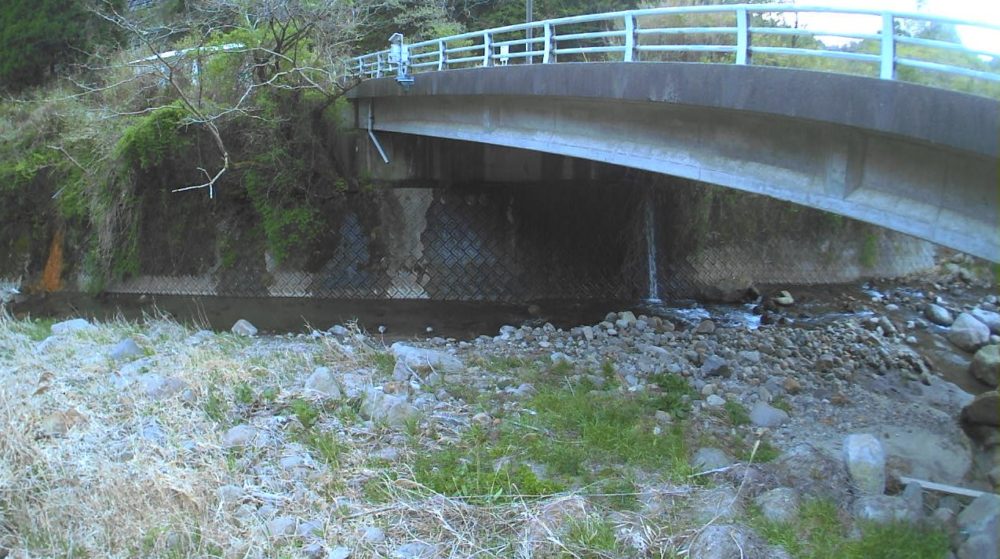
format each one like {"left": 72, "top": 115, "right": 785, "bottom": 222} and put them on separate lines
{"left": 750, "top": 402, "right": 789, "bottom": 428}
{"left": 304, "top": 366, "right": 342, "bottom": 398}
{"left": 948, "top": 313, "right": 991, "bottom": 352}
{"left": 852, "top": 495, "right": 920, "bottom": 524}
{"left": 956, "top": 494, "right": 1000, "bottom": 559}
{"left": 961, "top": 391, "right": 1000, "bottom": 428}
{"left": 843, "top": 434, "right": 885, "bottom": 496}
{"left": 231, "top": 319, "right": 258, "bottom": 337}
{"left": 687, "top": 525, "right": 786, "bottom": 559}
{"left": 361, "top": 388, "right": 420, "bottom": 428}
{"left": 924, "top": 303, "right": 954, "bottom": 326}
{"left": 755, "top": 488, "right": 800, "bottom": 523}
{"left": 971, "top": 308, "right": 1000, "bottom": 335}
{"left": 51, "top": 318, "right": 96, "bottom": 335}
{"left": 770, "top": 444, "right": 851, "bottom": 504}
{"left": 970, "top": 345, "right": 1000, "bottom": 387}
{"left": 390, "top": 343, "right": 463, "bottom": 381}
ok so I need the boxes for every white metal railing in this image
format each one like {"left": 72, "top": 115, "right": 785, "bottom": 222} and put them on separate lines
{"left": 352, "top": 3, "right": 1000, "bottom": 91}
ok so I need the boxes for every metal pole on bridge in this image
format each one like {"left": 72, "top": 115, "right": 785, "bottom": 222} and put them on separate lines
{"left": 526, "top": 0, "right": 534, "bottom": 64}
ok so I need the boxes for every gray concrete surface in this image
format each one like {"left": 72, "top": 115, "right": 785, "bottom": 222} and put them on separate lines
{"left": 349, "top": 63, "right": 999, "bottom": 262}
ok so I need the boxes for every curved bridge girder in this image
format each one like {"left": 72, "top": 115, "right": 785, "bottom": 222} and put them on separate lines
{"left": 349, "top": 63, "right": 999, "bottom": 262}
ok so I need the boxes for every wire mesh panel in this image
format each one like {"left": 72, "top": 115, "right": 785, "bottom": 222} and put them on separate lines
{"left": 106, "top": 182, "right": 936, "bottom": 303}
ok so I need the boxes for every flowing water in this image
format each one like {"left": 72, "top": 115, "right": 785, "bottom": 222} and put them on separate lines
{"left": 644, "top": 192, "right": 661, "bottom": 304}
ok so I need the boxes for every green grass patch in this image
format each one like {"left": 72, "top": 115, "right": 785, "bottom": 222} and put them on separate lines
{"left": 737, "top": 439, "right": 781, "bottom": 463}
{"left": 584, "top": 474, "right": 639, "bottom": 511}
{"left": 289, "top": 398, "right": 320, "bottom": 430}
{"left": 370, "top": 351, "right": 396, "bottom": 377}
{"left": 502, "top": 384, "right": 692, "bottom": 478}
{"left": 562, "top": 517, "right": 623, "bottom": 557}
{"left": 752, "top": 499, "right": 950, "bottom": 559}
{"left": 14, "top": 317, "right": 58, "bottom": 341}
{"left": 771, "top": 397, "right": 793, "bottom": 414}
{"left": 724, "top": 401, "right": 751, "bottom": 426}
{"left": 203, "top": 388, "right": 230, "bottom": 424}
{"left": 411, "top": 425, "right": 562, "bottom": 503}
{"left": 297, "top": 430, "right": 342, "bottom": 467}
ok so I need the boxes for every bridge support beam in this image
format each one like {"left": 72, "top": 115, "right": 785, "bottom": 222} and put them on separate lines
{"left": 351, "top": 64, "right": 999, "bottom": 262}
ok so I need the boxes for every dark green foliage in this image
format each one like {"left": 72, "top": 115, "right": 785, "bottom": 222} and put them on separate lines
{"left": 0, "top": 0, "right": 121, "bottom": 92}
{"left": 116, "top": 104, "right": 191, "bottom": 171}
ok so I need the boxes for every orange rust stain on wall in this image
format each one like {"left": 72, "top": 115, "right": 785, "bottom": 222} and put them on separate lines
{"left": 41, "top": 229, "right": 64, "bottom": 292}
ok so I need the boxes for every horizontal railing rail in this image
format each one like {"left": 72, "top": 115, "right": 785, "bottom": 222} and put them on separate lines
{"left": 352, "top": 3, "right": 1000, "bottom": 93}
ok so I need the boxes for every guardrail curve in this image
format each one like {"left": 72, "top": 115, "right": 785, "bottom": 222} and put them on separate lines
{"left": 351, "top": 3, "right": 1000, "bottom": 94}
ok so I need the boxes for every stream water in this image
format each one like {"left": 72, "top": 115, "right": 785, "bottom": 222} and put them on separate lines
{"left": 7, "top": 278, "right": 994, "bottom": 395}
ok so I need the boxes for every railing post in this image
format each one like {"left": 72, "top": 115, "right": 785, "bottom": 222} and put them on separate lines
{"left": 880, "top": 12, "right": 895, "bottom": 79}
{"left": 376, "top": 53, "right": 383, "bottom": 78}
{"left": 483, "top": 31, "right": 494, "bottom": 67}
{"left": 543, "top": 22, "right": 555, "bottom": 63}
{"left": 624, "top": 14, "right": 637, "bottom": 62}
{"left": 438, "top": 39, "right": 446, "bottom": 71}
{"left": 736, "top": 7, "right": 749, "bottom": 65}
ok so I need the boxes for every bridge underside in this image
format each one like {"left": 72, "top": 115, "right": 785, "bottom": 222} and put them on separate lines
{"left": 350, "top": 63, "right": 999, "bottom": 262}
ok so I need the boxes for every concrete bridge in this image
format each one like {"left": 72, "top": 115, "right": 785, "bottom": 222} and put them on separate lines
{"left": 348, "top": 5, "right": 1000, "bottom": 262}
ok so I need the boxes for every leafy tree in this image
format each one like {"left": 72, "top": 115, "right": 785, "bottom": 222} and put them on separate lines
{"left": 0, "top": 0, "right": 120, "bottom": 92}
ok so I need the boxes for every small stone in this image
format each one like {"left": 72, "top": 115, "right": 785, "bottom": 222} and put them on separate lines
{"left": 958, "top": 534, "right": 998, "bottom": 559}
{"left": 773, "top": 290, "right": 795, "bottom": 306}
{"left": 948, "top": 313, "right": 991, "bottom": 352}
{"left": 550, "top": 352, "right": 573, "bottom": 365}
{"left": 783, "top": 377, "right": 802, "bottom": 394}
{"left": 328, "top": 324, "right": 350, "bottom": 336}
{"left": 390, "top": 343, "right": 464, "bottom": 375}
{"left": 687, "top": 525, "right": 773, "bottom": 559}
{"left": 969, "top": 345, "right": 1000, "bottom": 387}
{"left": 393, "top": 542, "right": 437, "bottom": 558}
{"left": 362, "top": 526, "right": 386, "bottom": 544}
{"left": 750, "top": 402, "right": 789, "bottom": 428}
{"left": 694, "top": 320, "right": 716, "bottom": 334}
{"left": 222, "top": 424, "right": 263, "bottom": 448}
{"left": 971, "top": 308, "right": 1000, "bottom": 335}
{"left": 756, "top": 488, "right": 800, "bottom": 523}
{"left": 706, "top": 394, "right": 725, "bottom": 407}
{"left": 305, "top": 367, "right": 343, "bottom": 398}
{"left": 296, "top": 519, "right": 324, "bottom": 538}
{"left": 961, "top": 391, "right": 1000, "bottom": 428}
{"left": 700, "top": 356, "right": 731, "bottom": 377}
{"left": 815, "top": 354, "right": 836, "bottom": 371}
{"left": 267, "top": 516, "right": 297, "bottom": 538}
{"left": 581, "top": 326, "right": 594, "bottom": 341}
{"left": 692, "top": 486, "right": 742, "bottom": 523}
{"left": 843, "top": 434, "right": 886, "bottom": 495}
{"left": 692, "top": 447, "right": 733, "bottom": 471}
{"left": 328, "top": 547, "right": 351, "bottom": 559}
{"left": 852, "top": 495, "right": 919, "bottom": 523}
{"left": 216, "top": 485, "right": 244, "bottom": 508}
{"left": 137, "top": 374, "right": 187, "bottom": 401}
{"left": 361, "top": 388, "right": 420, "bottom": 428}
{"left": 901, "top": 482, "right": 924, "bottom": 517}
{"left": 110, "top": 338, "right": 144, "bottom": 361}
{"left": 51, "top": 318, "right": 96, "bottom": 335}
{"left": 924, "top": 303, "right": 954, "bottom": 326}
{"left": 654, "top": 410, "right": 673, "bottom": 424}
{"left": 300, "top": 543, "right": 325, "bottom": 559}
{"left": 956, "top": 494, "right": 1000, "bottom": 554}
{"left": 231, "top": 319, "right": 258, "bottom": 337}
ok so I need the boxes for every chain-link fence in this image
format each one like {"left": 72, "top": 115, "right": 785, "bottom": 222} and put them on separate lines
{"left": 107, "top": 183, "right": 936, "bottom": 303}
